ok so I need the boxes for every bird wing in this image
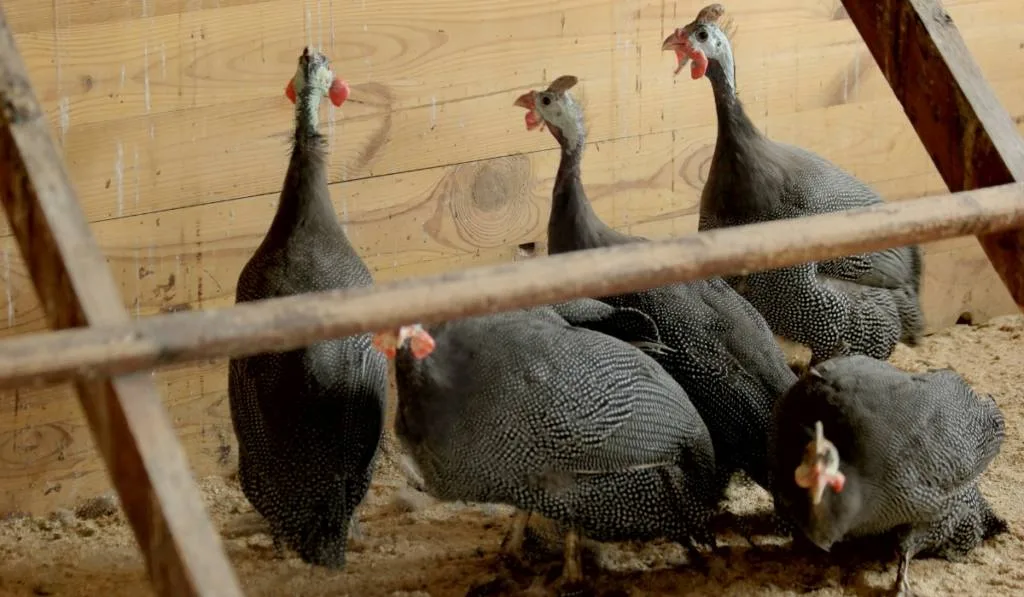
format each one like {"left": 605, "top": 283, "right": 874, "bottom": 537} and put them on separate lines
{"left": 776, "top": 144, "right": 916, "bottom": 290}
{"left": 498, "top": 323, "right": 692, "bottom": 475}
{"left": 549, "top": 298, "right": 663, "bottom": 345}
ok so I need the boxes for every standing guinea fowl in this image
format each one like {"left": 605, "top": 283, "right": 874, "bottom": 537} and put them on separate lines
{"left": 514, "top": 76, "right": 796, "bottom": 501}
{"left": 769, "top": 355, "right": 1007, "bottom": 596}
{"left": 227, "top": 47, "right": 387, "bottom": 569}
{"left": 371, "top": 298, "right": 719, "bottom": 587}
{"left": 660, "top": 4, "right": 925, "bottom": 366}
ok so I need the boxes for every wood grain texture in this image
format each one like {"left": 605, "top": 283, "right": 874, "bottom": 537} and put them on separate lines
{"left": 0, "top": 102, "right": 1014, "bottom": 340}
{"left": 0, "top": 182, "right": 1022, "bottom": 391}
{"left": 842, "top": 0, "right": 1024, "bottom": 312}
{"left": 0, "top": 0, "right": 1018, "bottom": 234}
{"left": 0, "top": 7, "right": 243, "bottom": 596}
{"left": 0, "top": 183, "right": 1019, "bottom": 393}
{"left": 0, "top": 0, "right": 1021, "bottom": 513}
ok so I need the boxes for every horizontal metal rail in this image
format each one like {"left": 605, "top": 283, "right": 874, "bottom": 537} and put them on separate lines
{"left": 0, "top": 182, "right": 1021, "bottom": 391}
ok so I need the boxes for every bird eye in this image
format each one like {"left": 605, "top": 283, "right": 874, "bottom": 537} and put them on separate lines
{"left": 696, "top": 28, "right": 709, "bottom": 42}
{"left": 541, "top": 96, "right": 551, "bottom": 106}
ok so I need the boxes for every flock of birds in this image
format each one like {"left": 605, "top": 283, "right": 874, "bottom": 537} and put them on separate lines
{"left": 225, "top": 5, "right": 1007, "bottom": 596}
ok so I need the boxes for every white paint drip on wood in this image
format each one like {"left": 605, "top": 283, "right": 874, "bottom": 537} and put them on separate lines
{"left": 305, "top": 3, "right": 313, "bottom": 49}
{"left": 4, "top": 242, "right": 13, "bottom": 328}
{"left": 143, "top": 44, "right": 151, "bottom": 112}
{"left": 134, "top": 249, "right": 141, "bottom": 318}
{"left": 115, "top": 141, "right": 125, "bottom": 216}
{"left": 58, "top": 98, "right": 70, "bottom": 140}
{"left": 133, "top": 145, "right": 141, "bottom": 208}
{"left": 317, "top": 0, "right": 323, "bottom": 50}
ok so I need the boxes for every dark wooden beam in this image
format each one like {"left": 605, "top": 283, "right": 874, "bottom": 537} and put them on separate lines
{"left": 0, "top": 9, "right": 244, "bottom": 597}
{"left": 0, "top": 183, "right": 1020, "bottom": 390}
{"left": 841, "top": 0, "right": 1024, "bottom": 308}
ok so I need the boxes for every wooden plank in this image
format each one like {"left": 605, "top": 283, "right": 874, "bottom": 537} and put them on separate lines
{"left": 842, "top": 0, "right": 1024, "bottom": 309}
{"left": 4, "top": 0, "right": 270, "bottom": 34}
{"left": 0, "top": 11, "right": 243, "bottom": 597}
{"left": 1, "top": 0, "right": 1019, "bottom": 235}
{"left": 0, "top": 359, "right": 235, "bottom": 516}
{"left": 0, "top": 103, "right": 1008, "bottom": 340}
{"left": 0, "top": 183, "right": 1019, "bottom": 391}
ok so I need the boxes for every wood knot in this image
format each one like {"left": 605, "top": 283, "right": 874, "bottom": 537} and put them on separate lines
{"left": 679, "top": 142, "right": 715, "bottom": 191}
{"left": 426, "top": 154, "right": 538, "bottom": 249}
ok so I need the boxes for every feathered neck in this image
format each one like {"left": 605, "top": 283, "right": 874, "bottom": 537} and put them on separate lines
{"left": 706, "top": 48, "right": 761, "bottom": 150}
{"left": 548, "top": 119, "right": 617, "bottom": 253}
{"left": 265, "top": 86, "right": 342, "bottom": 239}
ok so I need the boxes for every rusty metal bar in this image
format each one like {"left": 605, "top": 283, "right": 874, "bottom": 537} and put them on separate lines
{"left": 0, "top": 183, "right": 1020, "bottom": 391}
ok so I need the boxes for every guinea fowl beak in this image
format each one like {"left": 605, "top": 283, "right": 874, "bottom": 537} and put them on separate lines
{"left": 513, "top": 91, "right": 545, "bottom": 132}
{"left": 661, "top": 29, "right": 683, "bottom": 52}
{"left": 371, "top": 325, "right": 436, "bottom": 360}
{"left": 794, "top": 421, "right": 846, "bottom": 505}
{"left": 661, "top": 28, "right": 708, "bottom": 79}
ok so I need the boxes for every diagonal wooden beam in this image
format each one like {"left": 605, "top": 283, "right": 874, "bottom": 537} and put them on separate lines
{"left": 0, "top": 183, "right": 1019, "bottom": 391}
{"left": 0, "top": 9, "right": 244, "bottom": 597}
{"left": 841, "top": 0, "right": 1024, "bottom": 309}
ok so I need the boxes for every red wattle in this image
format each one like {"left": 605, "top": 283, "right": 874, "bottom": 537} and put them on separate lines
{"left": 329, "top": 78, "right": 351, "bottom": 107}
{"left": 285, "top": 79, "right": 297, "bottom": 104}
{"left": 525, "top": 111, "right": 543, "bottom": 131}
{"left": 690, "top": 49, "right": 709, "bottom": 80}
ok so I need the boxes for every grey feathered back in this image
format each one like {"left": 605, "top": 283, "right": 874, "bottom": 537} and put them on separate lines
{"left": 528, "top": 81, "right": 797, "bottom": 496}
{"left": 769, "top": 355, "right": 1006, "bottom": 558}
{"left": 392, "top": 301, "right": 719, "bottom": 549}
{"left": 227, "top": 54, "right": 388, "bottom": 569}
{"left": 685, "top": 15, "right": 924, "bottom": 365}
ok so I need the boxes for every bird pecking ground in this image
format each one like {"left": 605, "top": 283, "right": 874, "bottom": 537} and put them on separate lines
{"left": 1, "top": 315, "right": 1023, "bottom": 597}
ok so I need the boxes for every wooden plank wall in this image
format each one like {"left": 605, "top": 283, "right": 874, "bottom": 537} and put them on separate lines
{"left": 0, "top": 0, "right": 1022, "bottom": 514}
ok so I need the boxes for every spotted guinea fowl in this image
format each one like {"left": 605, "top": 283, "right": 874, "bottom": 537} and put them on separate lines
{"left": 660, "top": 4, "right": 924, "bottom": 366}
{"left": 514, "top": 76, "right": 796, "bottom": 499}
{"left": 768, "top": 355, "right": 1007, "bottom": 596}
{"left": 371, "top": 298, "right": 719, "bottom": 587}
{"left": 227, "top": 48, "right": 387, "bottom": 569}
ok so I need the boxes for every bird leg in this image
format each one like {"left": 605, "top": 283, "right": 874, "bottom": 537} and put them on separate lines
{"left": 499, "top": 510, "right": 531, "bottom": 565}
{"left": 559, "top": 528, "right": 584, "bottom": 585}
{"left": 893, "top": 549, "right": 914, "bottom": 597}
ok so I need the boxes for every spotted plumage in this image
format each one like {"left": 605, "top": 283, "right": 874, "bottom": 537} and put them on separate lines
{"left": 515, "top": 77, "right": 797, "bottom": 498}
{"left": 768, "top": 355, "right": 1007, "bottom": 596}
{"left": 227, "top": 48, "right": 387, "bottom": 569}
{"left": 662, "top": 4, "right": 925, "bottom": 365}
{"left": 379, "top": 300, "right": 719, "bottom": 581}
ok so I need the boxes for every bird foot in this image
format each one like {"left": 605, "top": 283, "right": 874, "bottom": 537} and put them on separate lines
{"left": 555, "top": 528, "right": 586, "bottom": 587}
{"left": 498, "top": 511, "right": 531, "bottom": 570}
{"left": 686, "top": 538, "right": 711, "bottom": 575}
{"left": 271, "top": 536, "right": 288, "bottom": 560}
{"left": 397, "top": 453, "right": 428, "bottom": 493}
{"left": 348, "top": 518, "right": 364, "bottom": 542}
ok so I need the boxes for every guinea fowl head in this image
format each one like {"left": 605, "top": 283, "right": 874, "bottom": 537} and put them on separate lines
{"left": 795, "top": 420, "right": 846, "bottom": 505}
{"left": 372, "top": 324, "right": 436, "bottom": 360}
{"left": 791, "top": 419, "right": 857, "bottom": 550}
{"left": 285, "top": 47, "right": 351, "bottom": 108}
{"left": 661, "top": 4, "right": 736, "bottom": 81}
{"left": 513, "top": 75, "right": 585, "bottom": 150}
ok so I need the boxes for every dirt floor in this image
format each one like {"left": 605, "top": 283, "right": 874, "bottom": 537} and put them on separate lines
{"left": 1, "top": 315, "right": 1023, "bottom": 597}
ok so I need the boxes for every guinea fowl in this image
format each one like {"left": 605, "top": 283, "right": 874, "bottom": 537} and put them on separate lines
{"left": 661, "top": 4, "right": 925, "bottom": 366}
{"left": 227, "top": 48, "right": 387, "bottom": 569}
{"left": 514, "top": 76, "right": 797, "bottom": 500}
{"left": 768, "top": 355, "right": 1007, "bottom": 596}
{"left": 371, "top": 298, "right": 719, "bottom": 586}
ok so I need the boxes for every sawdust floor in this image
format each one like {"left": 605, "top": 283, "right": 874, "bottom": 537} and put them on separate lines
{"left": 2, "top": 315, "right": 1024, "bottom": 597}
